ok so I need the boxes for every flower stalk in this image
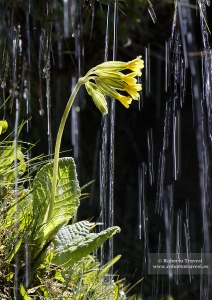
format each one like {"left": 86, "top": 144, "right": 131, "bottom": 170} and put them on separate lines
{"left": 48, "top": 77, "right": 86, "bottom": 221}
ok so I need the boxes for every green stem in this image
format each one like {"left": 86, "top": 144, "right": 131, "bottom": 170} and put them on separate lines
{"left": 48, "top": 77, "right": 86, "bottom": 221}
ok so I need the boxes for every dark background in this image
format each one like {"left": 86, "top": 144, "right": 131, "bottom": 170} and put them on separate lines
{"left": 1, "top": 0, "right": 212, "bottom": 298}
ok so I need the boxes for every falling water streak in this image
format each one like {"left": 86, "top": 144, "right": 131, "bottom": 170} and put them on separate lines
{"left": 138, "top": 167, "right": 142, "bottom": 239}
{"left": 10, "top": 26, "right": 19, "bottom": 112}
{"left": 155, "top": 232, "right": 162, "bottom": 299}
{"left": 147, "top": 128, "right": 154, "bottom": 185}
{"left": 165, "top": 40, "right": 170, "bottom": 92}
{"left": 17, "top": 25, "right": 24, "bottom": 117}
{"left": 199, "top": 1, "right": 212, "bottom": 148}
{"left": 147, "top": 3, "right": 157, "bottom": 24}
{"left": 38, "top": 32, "right": 44, "bottom": 116}
{"left": 175, "top": 210, "right": 182, "bottom": 285}
{"left": 184, "top": 201, "right": 192, "bottom": 283}
{"left": 145, "top": 45, "right": 150, "bottom": 97}
{"left": 44, "top": 17, "right": 53, "bottom": 157}
{"left": 180, "top": 58, "right": 185, "bottom": 107}
{"left": 104, "top": 4, "right": 111, "bottom": 63}
{"left": 178, "top": 3, "right": 188, "bottom": 69}
{"left": 140, "top": 163, "right": 149, "bottom": 279}
{"left": 156, "top": 99, "right": 171, "bottom": 214}
{"left": 1, "top": 53, "right": 10, "bottom": 119}
{"left": 100, "top": 3, "right": 110, "bottom": 265}
{"left": 89, "top": 0, "right": 95, "bottom": 41}
{"left": 179, "top": 1, "right": 211, "bottom": 267}
{"left": 164, "top": 185, "right": 173, "bottom": 280}
{"left": 191, "top": 77, "right": 195, "bottom": 128}
{"left": 108, "top": 0, "right": 118, "bottom": 268}
{"left": 173, "top": 109, "right": 181, "bottom": 180}
{"left": 70, "top": 0, "right": 76, "bottom": 38}
{"left": 156, "top": 151, "right": 165, "bottom": 215}
{"left": 169, "top": 0, "right": 178, "bottom": 50}
{"left": 55, "top": 24, "right": 63, "bottom": 69}
{"left": 63, "top": 0, "right": 69, "bottom": 38}
{"left": 99, "top": 150, "right": 105, "bottom": 264}
{"left": 14, "top": 98, "right": 20, "bottom": 299}
{"left": 25, "top": 3, "right": 31, "bottom": 132}
{"left": 89, "top": 129, "right": 100, "bottom": 205}
{"left": 137, "top": 75, "right": 143, "bottom": 110}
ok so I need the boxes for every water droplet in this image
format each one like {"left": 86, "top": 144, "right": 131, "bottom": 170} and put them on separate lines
{"left": 39, "top": 108, "right": 44, "bottom": 116}
{"left": 75, "top": 106, "right": 80, "bottom": 112}
{"left": 23, "top": 88, "right": 28, "bottom": 99}
{"left": 72, "top": 32, "right": 75, "bottom": 38}
{"left": 1, "top": 81, "right": 6, "bottom": 89}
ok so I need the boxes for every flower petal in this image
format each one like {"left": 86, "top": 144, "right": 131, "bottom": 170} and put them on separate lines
{"left": 125, "top": 84, "right": 142, "bottom": 99}
{"left": 121, "top": 72, "right": 137, "bottom": 85}
{"left": 96, "top": 61, "right": 126, "bottom": 72}
{"left": 95, "top": 77, "right": 125, "bottom": 91}
{"left": 94, "top": 79, "right": 133, "bottom": 108}
{"left": 85, "top": 82, "right": 108, "bottom": 115}
{"left": 126, "top": 56, "right": 144, "bottom": 76}
{"left": 116, "top": 95, "right": 133, "bottom": 108}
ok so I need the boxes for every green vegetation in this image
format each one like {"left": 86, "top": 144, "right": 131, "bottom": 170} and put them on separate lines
{"left": 0, "top": 114, "right": 138, "bottom": 299}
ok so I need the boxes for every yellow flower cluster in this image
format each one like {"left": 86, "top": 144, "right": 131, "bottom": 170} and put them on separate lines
{"left": 84, "top": 56, "right": 144, "bottom": 115}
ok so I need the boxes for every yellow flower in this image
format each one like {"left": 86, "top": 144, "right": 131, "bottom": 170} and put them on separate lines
{"left": 85, "top": 82, "right": 108, "bottom": 115}
{"left": 121, "top": 72, "right": 137, "bottom": 85}
{"left": 117, "top": 95, "right": 133, "bottom": 108}
{"left": 93, "top": 70, "right": 137, "bottom": 85}
{"left": 83, "top": 56, "right": 144, "bottom": 114}
{"left": 125, "top": 84, "right": 142, "bottom": 99}
{"left": 95, "top": 78, "right": 132, "bottom": 108}
{"left": 95, "top": 56, "right": 144, "bottom": 75}
{"left": 126, "top": 56, "right": 144, "bottom": 75}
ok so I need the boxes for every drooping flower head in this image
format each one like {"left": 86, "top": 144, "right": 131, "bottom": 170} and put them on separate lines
{"left": 82, "top": 56, "right": 144, "bottom": 114}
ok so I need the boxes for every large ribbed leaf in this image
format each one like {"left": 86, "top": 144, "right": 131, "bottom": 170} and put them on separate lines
{"left": 53, "top": 221, "right": 91, "bottom": 249}
{"left": 52, "top": 225, "right": 121, "bottom": 267}
{"left": 32, "top": 157, "right": 80, "bottom": 251}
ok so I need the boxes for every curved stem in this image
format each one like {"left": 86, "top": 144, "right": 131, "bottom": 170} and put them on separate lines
{"left": 48, "top": 77, "right": 85, "bottom": 221}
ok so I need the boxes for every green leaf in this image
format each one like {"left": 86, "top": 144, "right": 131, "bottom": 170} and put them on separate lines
{"left": 53, "top": 221, "right": 91, "bottom": 249}
{"left": 32, "top": 158, "right": 80, "bottom": 252}
{"left": 52, "top": 225, "right": 120, "bottom": 267}
{"left": 80, "top": 180, "right": 95, "bottom": 192}
{"left": 0, "top": 120, "right": 8, "bottom": 134}
{"left": 97, "top": 255, "right": 121, "bottom": 279}
{"left": 54, "top": 270, "right": 65, "bottom": 283}
{"left": 0, "top": 144, "right": 26, "bottom": 181}
{"left": 8, "top": 238, "right": 22, "bottom": 262}
{"left": 20, "top": 284, "right": 32, "bottom": 300}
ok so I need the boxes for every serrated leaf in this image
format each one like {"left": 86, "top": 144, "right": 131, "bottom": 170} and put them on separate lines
{"left": 32, "top": 157, "right": 80, "bottom": 251}
{"left": 52, "top": 226, "right": 120, "bottom": 267}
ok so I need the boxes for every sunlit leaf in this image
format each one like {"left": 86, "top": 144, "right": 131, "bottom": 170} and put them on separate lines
{"left": 32, "top": 157, "right": 80, "bottom": 255}
{"left": 52, "top": 225, "right": 120, "bottom": 267}
{"left": 0, "top": 120, "right": 8, "bottom": 134}
{"left": 20, "top": 284, "right": 32, "bottom": 300}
